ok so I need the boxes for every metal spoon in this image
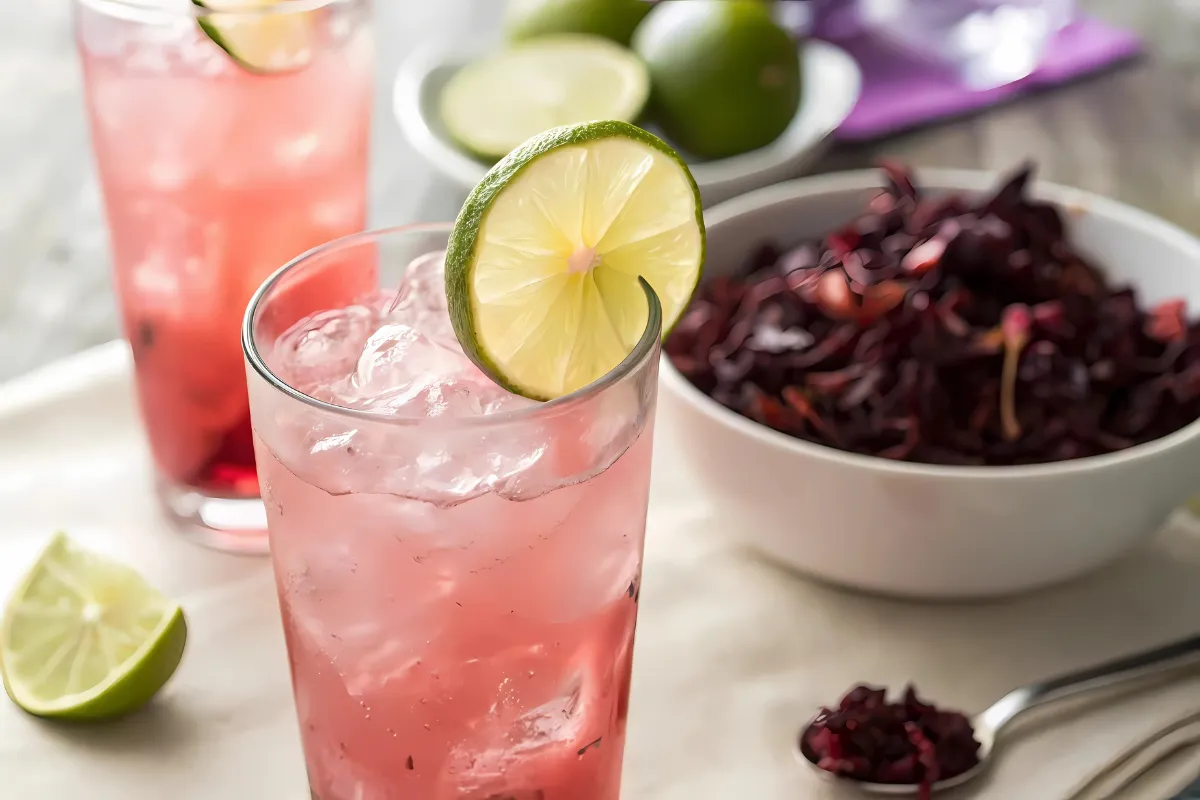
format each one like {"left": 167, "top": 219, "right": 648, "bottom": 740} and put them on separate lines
{"left": 796, "top": 633, "right": 1200, "bottom": 795}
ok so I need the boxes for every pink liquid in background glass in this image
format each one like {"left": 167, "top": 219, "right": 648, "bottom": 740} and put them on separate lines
{"left": 76, "top": 5, "right": 373, "bottom": 496}
{"left": 254, "top": 254, "right": 654, "bottom": 800}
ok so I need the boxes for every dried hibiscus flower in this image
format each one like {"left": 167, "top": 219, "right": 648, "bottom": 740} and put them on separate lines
{"left": 666, "top": 161, "right": 1200, "bottom": 466}
{"left": 800, "top": 684, "right": 980, "bottom": 800}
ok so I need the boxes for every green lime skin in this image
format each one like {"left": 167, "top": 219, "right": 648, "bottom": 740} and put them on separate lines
{"left": 2, "top": 606, "right": 187, "bottom": 722}
{"left": 633, "top": 0, "right": 803, "bottom": 161}
{"left": 503, "top": 0, "right": 652, "bottom": 46}
{"left": 444, "top": 120, "right": 705, "bottom": 401}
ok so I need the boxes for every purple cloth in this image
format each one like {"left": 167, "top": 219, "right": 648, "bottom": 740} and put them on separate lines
{"left": 816, "top": 16, "right": 1143, "bottom": 141}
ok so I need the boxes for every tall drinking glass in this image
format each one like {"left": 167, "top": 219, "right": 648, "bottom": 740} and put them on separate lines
{"left": 74, "top": 0, "right": 373, "bottom": 552}
{"left": 243, "top": 225, "right": 660, "bottom": 800}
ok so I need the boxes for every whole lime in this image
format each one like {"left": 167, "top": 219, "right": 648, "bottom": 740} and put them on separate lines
{"left": 633, "top": 0, "right": 802, "bottom": 160}
{"left": 504, "top": 0, "right": 651, "bottom": 46}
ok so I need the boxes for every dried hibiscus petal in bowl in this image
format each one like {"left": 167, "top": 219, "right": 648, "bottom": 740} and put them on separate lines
{"left": 800, "top": 684, "right": 980, "bottom": 800}
{"left": 666, "top": 161, "right": 1200, "bottom": 466}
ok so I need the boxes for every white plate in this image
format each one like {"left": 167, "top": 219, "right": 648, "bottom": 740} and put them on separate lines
{"left": 393, "top": 38, "right": 862, "bottom": 207}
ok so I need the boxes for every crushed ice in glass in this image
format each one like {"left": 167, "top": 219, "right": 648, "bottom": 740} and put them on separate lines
{"left": 266, "top": 251, "right": 599, "bottom": 505}
{"left": 276, "top": 251, "right": 524, "bottom": 419}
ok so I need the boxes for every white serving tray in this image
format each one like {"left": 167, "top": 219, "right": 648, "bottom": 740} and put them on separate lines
{"left": 4, "top": 341, "right": 1200, "bottom": 799}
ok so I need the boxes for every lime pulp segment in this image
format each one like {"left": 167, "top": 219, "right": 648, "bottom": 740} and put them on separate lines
{"left": 193, "top": 0, "right": 317, "bottom": 73}
{"left": 1, "top": 532, "right": 187, "bottom": 721}
{"left": 446, "top": 120, "right": 705, "bottom": 401}
{"left": 440, "top": 35, "right": 651, "bottom": 161}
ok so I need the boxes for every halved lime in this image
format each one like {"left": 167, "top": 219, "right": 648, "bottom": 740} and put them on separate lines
{"left": 633, "top": 0, "right": 802, "bottom": 160}
{"left": 446, "top": 120, "right": 705, "bottom": 401}
{"left": 1, "top": 533, "right": 187, "bottom": 721}
{"left": 503, "top": 0, "right": 652, "bottom": 46}
{"left": 193, "top": 0, "right": 316, "bottom": 74}
{"left": 440, "top": 36, "right": 651, "bottom": 161}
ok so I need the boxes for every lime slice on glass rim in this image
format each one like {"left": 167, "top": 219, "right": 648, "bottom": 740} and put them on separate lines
{"left": 440, "top": 36, "right": 651, "bottom": 161}
{"left": 0, "top": 532, "right": 187, "bottom": 721}
{"left": 193, "top": 0, "right": 317, "bottom": 73}
{"left": 446, "top": 119, "right": 705, "bottom": 401}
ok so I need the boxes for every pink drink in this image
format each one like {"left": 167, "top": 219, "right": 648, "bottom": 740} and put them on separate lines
{"left": 244, "top": 226, "right": 660, "bottom": 799}
{"left": 74, "top": 0, "right": 372, "bottom": 548}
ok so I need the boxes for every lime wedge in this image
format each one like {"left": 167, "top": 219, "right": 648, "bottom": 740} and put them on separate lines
{"left": 193, "top": 0, "right": 316, "bottom": 73}
{"left": 1, "top": 533, "right": 187, "bottom": 721}
{"left": 446, "top": 120, "right": 705, "bottom": 401}
{"left": 440, "top": 35, "right": 651, "bottom": 161}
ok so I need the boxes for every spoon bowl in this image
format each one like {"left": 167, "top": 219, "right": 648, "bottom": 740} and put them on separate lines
{"left": 795, "top": 720, "right": 992, "bottom": 794}
{"left": 796, "top": 633, "right": 1200, "bottom": 794}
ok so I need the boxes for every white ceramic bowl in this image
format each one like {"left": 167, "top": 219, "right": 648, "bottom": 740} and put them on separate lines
{"left": 661, "top": 169, "right": 1200, "bottom": 599}
{"left": 393, "top": 38, "right": 861, "bottom": 207}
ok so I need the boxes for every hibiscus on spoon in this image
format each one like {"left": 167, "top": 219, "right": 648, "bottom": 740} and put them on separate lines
{"left": 797, "top": 633, "right": 1200, "bottom": 797}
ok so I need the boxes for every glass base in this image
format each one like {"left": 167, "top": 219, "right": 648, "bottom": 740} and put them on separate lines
{"left": 156, "top": 477, "right": 269, "bottom": 555}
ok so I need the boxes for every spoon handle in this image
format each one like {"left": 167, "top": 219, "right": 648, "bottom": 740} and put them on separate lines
{"left": 981, "top": 633, "right": 1200, "bottom": 733}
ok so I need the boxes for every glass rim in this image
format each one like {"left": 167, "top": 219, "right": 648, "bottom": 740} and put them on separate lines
{"left": 242, "top": 223, "right": 664, "bottom": 428}
{"left": 75, "top": 0, "right": 353, "bottom": 23}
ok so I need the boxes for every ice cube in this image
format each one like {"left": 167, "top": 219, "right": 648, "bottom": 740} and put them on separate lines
{"left": 392, "top": 251, "right": 447, "bottom": 312}
{"left": 482, "top": 391, "right": 530, "bottom": 415}
{"left": 310, "top": 192, "right": 364, "bottom": 232}
{"left": 386, "top": 251, "right": 458, "bottom": 348}
{"left": 343, "top": 366, "right": 545, "bottom": 502}
{"left": 496, "top": 382, "right": 644, "bottom": 502}
{"left": 445, "top": 664, "right": 593, "bottom": 798}
{"left": 342, "top": 323, "right": 472, "bottom": 412}
{"left": 273, "top": 130, "right": 321, "bottom": 166}
{"left": 263, "top": 275, "right": 557, "bottom": 505}
{"left": 373, "top": 377, "right": 481, "bottom": 417}
{"left": 273, "top": 305, "right": 376, "bottom": 394}
{"left": 175, "top": 23, "right": 235, "bottom": 77}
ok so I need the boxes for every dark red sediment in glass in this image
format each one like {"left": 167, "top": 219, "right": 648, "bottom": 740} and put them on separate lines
{"left": 666, "top": 161, "right": 1200, "bottom": 466}
{"left": 193, "top": 415, "right": 259, "bottom": 496}
{"left": 801, "top": 684, "right": 981, "bottom": 800}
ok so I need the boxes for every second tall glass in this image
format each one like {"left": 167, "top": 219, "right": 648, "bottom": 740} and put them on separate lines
{"left": 75, "top": 0, "right": 373, "bottom": 551}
